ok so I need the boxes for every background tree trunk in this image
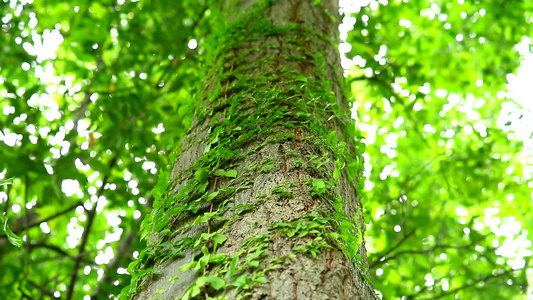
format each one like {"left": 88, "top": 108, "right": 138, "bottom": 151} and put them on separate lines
{"left": 130, "top": 1, "right": 376, "bottom": 299}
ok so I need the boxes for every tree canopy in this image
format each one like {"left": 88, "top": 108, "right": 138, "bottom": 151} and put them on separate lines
{"left": 1, "top": 0, "right": 532, "bottom": 299}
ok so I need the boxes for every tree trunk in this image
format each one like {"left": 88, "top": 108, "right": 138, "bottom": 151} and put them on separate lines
{"left": 126, "top": 0, "right": 376, "bottom": 299}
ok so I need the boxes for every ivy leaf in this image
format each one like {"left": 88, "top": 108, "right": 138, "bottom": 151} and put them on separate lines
{"left": 127, "top": 260, "right": 140, "bottom": 276}
{"left": 198, "top": 254, "right": 210, "bottom": 271}
{"left": 295, "top": 75, "right": 308, "bottom": 82}
{"left": 228, "top": 255, "right": 239, "bottom": 279}
{"left": 312, "top": 179, "right": 326, "bottom": 194}
{"left": 231, "top": 275, "right": 247, "bottom": 287}
{"left": 204, "top": 143, "right": 211, "bottom": 153}
{"left": 153, "top": 217, "right": 168, "bottom": 232}
{"left": 224, "top": 169, "right": 238, "bottom": 178}
{"left": 248, "top": 260, "right": 259, "bottom": 267}
{"left": 152, "top": 171, "right": 169, "bottom": 199}
{"left": 214, "top": 169, "right": 238, "bottom": 178}
{"left": 213, "top": 233, "right": 227, "bottom": 244}
{"left": 211, "top": 132, "right": 219, "bottom": 144}
{"left": 333, "top": 168, "right": 341, "bottom": 180}
{"left": 326, "top": 131, "right": 338, "bottom": 146}
{"left": 195, "top": 168, "right": 209, "bottom": 183}
{"left": 207, "top": 191, "right": 220, "bottom": 201}
{"left": 333, "top": 159, "right": 344, "bottom": 180}
{"left": 198, "top": 276, "right": 226, "bottom": 290}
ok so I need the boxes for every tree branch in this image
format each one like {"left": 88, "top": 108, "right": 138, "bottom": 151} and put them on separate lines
{"left": 419, "top": 268, "right": 517, "bottom": 300}
{"left": 66, "top": 155, "right": 118, "bottom": 300}
{"left": 369, "top": 228, "right": 416, "bottom": 269}
{"left": 90, "top": 228, "right": 137, "bottom": 299}
{"left": 25, "top": 279, "right": 56, "bottom": 299}
{"left": 371, "top": 235, "right": 488, "bottom": 268}
{"left": 0, "top": 201, "right": 82, "bottom": 240}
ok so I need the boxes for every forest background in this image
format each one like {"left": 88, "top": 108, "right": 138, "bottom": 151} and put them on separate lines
{"left": 1, "top": 0, "right": 533, "bottom": 299}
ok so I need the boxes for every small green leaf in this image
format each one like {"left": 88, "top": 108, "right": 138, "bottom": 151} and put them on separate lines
{"left": 287, "top": 229, "right": 297, "bottom": 237}
{"left": 295, "top": 75, "right": 308, "bottom": 82}
{"left": 0, "top": 177, "right": 13, "bottom": 186}
{"left": 3, "top": 219, "right": 22, "bottom": 247}
{"left": 340, "top": 220, "right": 353, "bottom": 230}
{"left": 328, "top": 232, "right": 339, "bottom": 239}
{"left": 228, "top": 255, "right": 239, "bottom": 279}
{"left": 191, "top": 284, "right": 202, "bottom": 298}
{"left": 179, "top": 261, "right": 196, "bottom": 271}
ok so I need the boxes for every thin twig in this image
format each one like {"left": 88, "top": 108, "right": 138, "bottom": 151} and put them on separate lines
{"left": 371, "top": 235, "right": 488, "bottom": 268}
{"left": 5, "top": 201, "right": 82, "bottom": 237}
{"left": 369, "top": 228, "right": 415, "bottom": 269}
{"left": 90, "top": 228, "right": 137, "bottom": 299}
{"left": 24, "top": 174, "right": 30, "bottom": 272}
{"left": 419, "top": 268, "right": 516, "bottom": 300}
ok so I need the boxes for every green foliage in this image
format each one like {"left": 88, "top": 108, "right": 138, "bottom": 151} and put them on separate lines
{"left": 0, "top": 0, "right": 532, "bottom": 299}
{"left": 344, "top": 0, "right": 533, "bottom": 299}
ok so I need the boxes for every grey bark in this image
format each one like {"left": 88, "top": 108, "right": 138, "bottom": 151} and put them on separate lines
{"left": 134, "top": 1, "right": 376, "bottom": 299}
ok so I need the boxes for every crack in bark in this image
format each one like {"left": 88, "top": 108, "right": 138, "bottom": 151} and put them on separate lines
{"left": 342, "top": 275, "right": 348, "bottom": 300}
{"left": 292, "top": 273, "right": 299, "bottom": 300}
{"left": 278, "top": 145, "right": 288, "bottom": 177}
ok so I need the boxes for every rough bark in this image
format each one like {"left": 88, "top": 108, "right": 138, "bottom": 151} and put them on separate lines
{"left": 130, "top": 1, "right": 376, "bottom": 299}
